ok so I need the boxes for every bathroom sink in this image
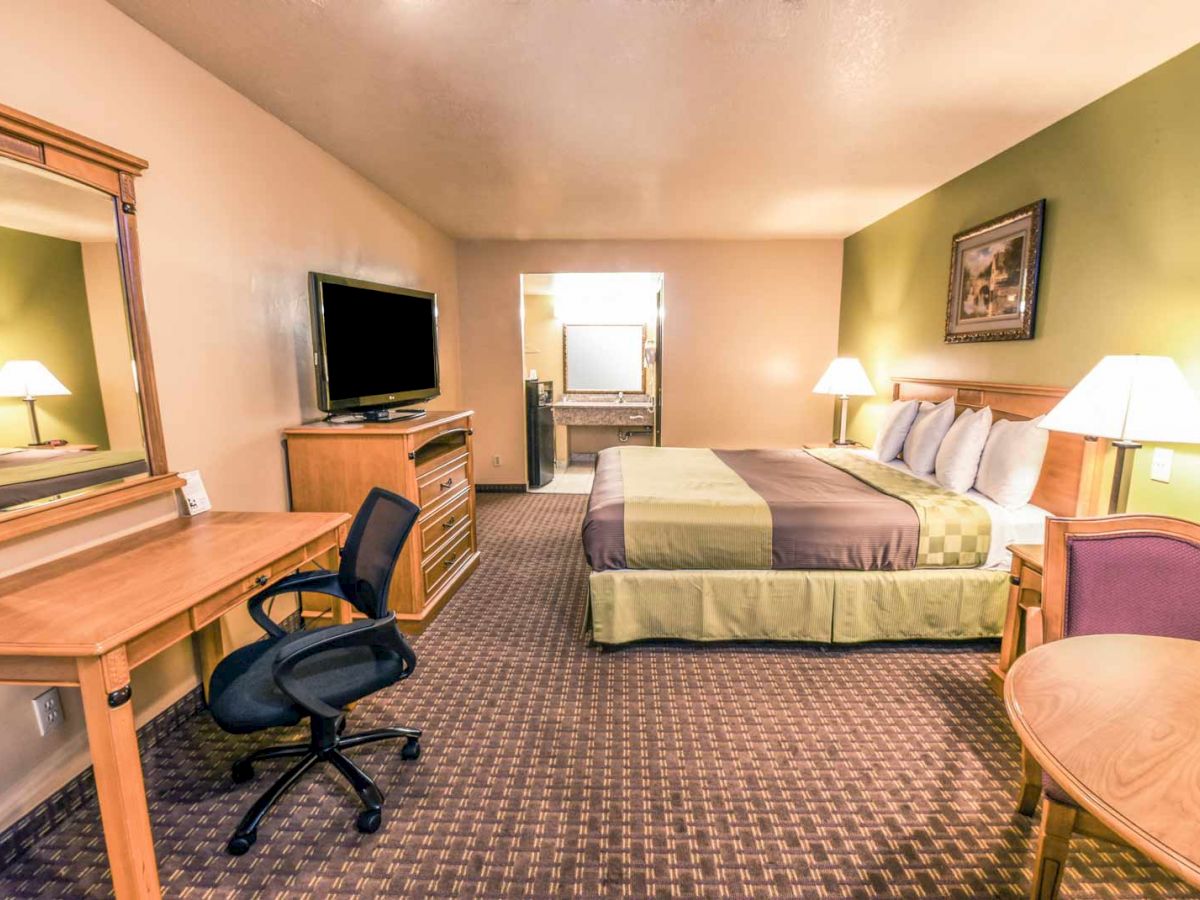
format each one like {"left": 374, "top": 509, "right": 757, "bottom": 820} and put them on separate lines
{"left": 555, "top": 397, "right": 653, "bottom": 408}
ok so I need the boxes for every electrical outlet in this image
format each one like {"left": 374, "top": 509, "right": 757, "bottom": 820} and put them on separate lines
{"left": 492, "top": 455, "right": 502, "bottom": 467}
{"left": 1151, "top": 447, "right": 1174, "bottom": 483}
{"left": 32, "top": 687, "right": 64, "bottom": 736}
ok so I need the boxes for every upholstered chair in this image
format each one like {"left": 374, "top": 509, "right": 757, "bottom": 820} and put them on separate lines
{"left": 1016, "top": 514, "right": 1200, "bottom": 899}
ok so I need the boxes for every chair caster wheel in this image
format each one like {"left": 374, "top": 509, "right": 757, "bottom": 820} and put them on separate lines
{"left": 227, "top": 831, "right": 256, "bottom": 855}
{"left": 401, "top": 738, "right": 421, "bottom": 761}
{"left": 356, "top": 808, "right": 382, "bottom": 834}
{"left": 231, "top": 761, "right": 254, "bottom": 784}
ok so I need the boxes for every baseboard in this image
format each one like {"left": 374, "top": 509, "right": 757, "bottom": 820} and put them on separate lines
{"left": 0, "top": 610, "right": 303, "bottom": 871}
{"left": 475, "top": 483, "right": 527, "bottom": 493}
{"left": 0, "top": 685, "right": 207, "bottom": 870}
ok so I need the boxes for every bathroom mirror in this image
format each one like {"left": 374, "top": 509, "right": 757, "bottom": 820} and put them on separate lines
{"left": 563, "top": 324, "right": 646, "bottom": 393}
{"left": 0, "top": 103, "right": 170, "bottom": 533}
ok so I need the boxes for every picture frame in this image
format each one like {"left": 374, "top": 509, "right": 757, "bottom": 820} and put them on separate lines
{"left": 944, "top": 199, "right": 1045, "bottom": 343}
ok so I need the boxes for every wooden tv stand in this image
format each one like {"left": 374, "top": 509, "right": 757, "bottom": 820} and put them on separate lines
{"left": 283, "top": 410, "right": 480, "bottom": 632}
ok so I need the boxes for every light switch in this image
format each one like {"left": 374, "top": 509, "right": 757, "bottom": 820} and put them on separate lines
{"left": 1151, "top": 447, "right": 1174, "bottom": 483}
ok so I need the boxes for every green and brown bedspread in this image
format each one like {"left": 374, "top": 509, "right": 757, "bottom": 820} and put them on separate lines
{"left": 806, "top": 448, "right": 991, "bottom": 568}
{"left": 582, "top": 446, "right": 991, "bottom": 572}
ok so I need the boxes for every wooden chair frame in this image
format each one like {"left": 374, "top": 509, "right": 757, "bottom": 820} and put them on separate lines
{"left": 0, "top": 102, "right": 177, "bottom": 541}
{"left": 1017, "top": 514, "right": 1200, "bottom": 899}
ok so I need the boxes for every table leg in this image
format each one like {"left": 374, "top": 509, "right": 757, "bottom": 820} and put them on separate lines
{"left": 77, "top": 651, "right": 161, "bottom": 899}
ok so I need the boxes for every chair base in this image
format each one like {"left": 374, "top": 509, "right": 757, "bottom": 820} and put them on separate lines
{"left": 226, "top": 715, "right": 421, "bottom": 855}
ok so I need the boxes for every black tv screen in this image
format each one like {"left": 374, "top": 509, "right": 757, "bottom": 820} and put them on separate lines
{"left": 310, "top": 273, "right": 440, "bottom": 411}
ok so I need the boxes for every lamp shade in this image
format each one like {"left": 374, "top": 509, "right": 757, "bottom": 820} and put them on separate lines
{"left": 813, "top": 357, "right": 874, "bottom": 397}
{"left": 0, "top": 360, "right": 70, "bottom": 399}
{"left": 1040, "top": 355, "right": 1200, "bottom": 444}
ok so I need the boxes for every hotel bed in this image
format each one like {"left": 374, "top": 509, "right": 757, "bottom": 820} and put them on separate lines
{"left": 0, "top": 446, "right": 149, "bottom": 509}
{"left": 582, "top": 377, "right": 1101, "bottom": 645}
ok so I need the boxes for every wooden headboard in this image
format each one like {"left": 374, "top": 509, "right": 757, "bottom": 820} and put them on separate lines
{"left": 892, "top": 377, "right": 1104, "bottom": 518}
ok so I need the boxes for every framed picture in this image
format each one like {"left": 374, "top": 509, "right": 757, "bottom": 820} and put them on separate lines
{"left": 944, "top": 199, "right": 1045, "bottom": 343}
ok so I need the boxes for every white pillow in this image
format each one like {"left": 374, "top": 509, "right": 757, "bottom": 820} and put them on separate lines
{"left": 872, "top": 399, "right": 920, "bottom": 462}
{"left": 901, "top": 397, "right": 956, "bottom": 475}
{"left": 935, "top": 407, "right": 993, "bottom": 494}
{"left": 974, "top": 416, "right": 1050, "bottom": 509}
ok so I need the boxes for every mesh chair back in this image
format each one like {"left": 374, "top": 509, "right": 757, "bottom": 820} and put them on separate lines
{"left": 1064, "top": 532, "right": 1200, "bottom": 640}
{"left": 337, "top": 487, "right": 421, "bottom": 619}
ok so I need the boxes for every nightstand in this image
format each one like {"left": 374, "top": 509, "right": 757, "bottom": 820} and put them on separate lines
{"left": 990, "top": 543, "right": 1044, "bottom": 697}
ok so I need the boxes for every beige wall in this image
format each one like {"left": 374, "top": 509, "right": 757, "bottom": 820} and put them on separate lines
{"left": 0, "top": 0, "right": 462, "bottom": 830}
{"left": 460, "top": 241, "right": 844, "bottom": 484}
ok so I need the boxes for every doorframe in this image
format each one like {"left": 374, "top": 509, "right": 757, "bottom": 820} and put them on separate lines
{"left": 654, "top": 282, "right": 664, "bottom": 447}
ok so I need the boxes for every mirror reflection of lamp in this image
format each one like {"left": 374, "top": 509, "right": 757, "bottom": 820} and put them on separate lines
{"left": 0, "top": 360, "right": 71, "bottom": 446}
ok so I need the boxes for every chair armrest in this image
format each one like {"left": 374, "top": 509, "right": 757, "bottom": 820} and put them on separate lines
{"left": 271, "top": 615, "right": 416, "bottom": 720}
{"left": 247, "top": 569, "right": 342, "bottom": 639}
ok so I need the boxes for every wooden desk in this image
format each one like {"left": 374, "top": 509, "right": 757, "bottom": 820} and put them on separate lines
{"left": 0, "top": 510, "right": 348, "bottom": 899}
{"left": 990, "top": 543, "right": 1044, "bottom": 695}
{"left": 1005, "top": 634, "right": 1200, "bottom": 891}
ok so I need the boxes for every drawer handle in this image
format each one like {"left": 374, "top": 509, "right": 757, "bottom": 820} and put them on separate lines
{"left": 444, "top": 552, "right": 459, "bottom": 567}
{"left": 443, "top": 515, "right": 457, "bottom": 529}
{"left": 255, "top": 574, "right": 269, "bottom": 587}
{"left": 439, "top": 477, "right": 454, "bottom": 490}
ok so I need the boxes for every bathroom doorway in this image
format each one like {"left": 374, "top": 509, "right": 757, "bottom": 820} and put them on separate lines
{"left": 520, "top": 272, "right": 664, "bottom": 494}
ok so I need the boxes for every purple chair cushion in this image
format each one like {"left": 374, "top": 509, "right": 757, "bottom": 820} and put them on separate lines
{"left": 1064, "top": 533, "right": 1200, "bottom": 640}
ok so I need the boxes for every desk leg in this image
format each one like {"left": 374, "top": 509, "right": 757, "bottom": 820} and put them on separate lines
{"left": 77, "top": 651, "right": 161, "bottom": 899}
{"left": 332, "top": 599, "right": 353, "bottom": 625}
{"left": 194, "top": 620, "right": 226, "bottom": 703}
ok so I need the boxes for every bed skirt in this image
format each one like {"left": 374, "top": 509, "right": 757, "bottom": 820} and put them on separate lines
{"left": 586, "top": 568, "right": 1010, "bottom": 645}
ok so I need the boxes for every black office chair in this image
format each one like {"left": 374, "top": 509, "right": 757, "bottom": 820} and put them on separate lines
{"left": 208, "top": 487, "right": 422, "bottom": 855}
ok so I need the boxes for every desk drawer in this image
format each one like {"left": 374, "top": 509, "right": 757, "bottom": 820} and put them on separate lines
{"left": 420, "top": 491, "right": 470, "bottom": 555}
{"left": 190, "top": 538, "right": 334, "bottom": 630}
{"left": 422, "top": 522, "right": 473, "bottom": 595}
{"left": 418, "top": 457, "right": 470, "bottom": 508}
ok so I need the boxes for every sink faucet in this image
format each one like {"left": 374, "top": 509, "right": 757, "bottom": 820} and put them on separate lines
{"left": 617, "top": 392, "right": 624, "bottom": 404}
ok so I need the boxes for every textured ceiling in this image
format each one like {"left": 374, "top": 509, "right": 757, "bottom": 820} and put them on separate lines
{"left": 109, "top": 0, "right": 1200, "bottom": 239}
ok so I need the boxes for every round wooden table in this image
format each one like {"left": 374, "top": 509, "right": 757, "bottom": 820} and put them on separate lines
{"left": 1005, "top": 634, "right": 1200, "bottom": 889}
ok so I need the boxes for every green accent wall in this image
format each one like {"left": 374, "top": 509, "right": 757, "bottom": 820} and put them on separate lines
{"left": 0, "top": 225, "right": 110, "bottom": 448}
{"left": 838, "top": 44, "right": 1200, "bottom": 518}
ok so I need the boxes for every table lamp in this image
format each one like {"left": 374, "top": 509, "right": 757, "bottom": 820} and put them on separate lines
{"left": 1040, "top": 355, "right": 1200, "bottom": 514}
{"left": 813, "top": 357, "right": 874, "bottom": 446}
{"left": 0, "top": 360, "right": 71, "bottom": 446}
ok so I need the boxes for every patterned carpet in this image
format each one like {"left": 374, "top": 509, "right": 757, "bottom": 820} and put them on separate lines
{"left": 0, "top": 493, "right": 1192, "bottom": 898}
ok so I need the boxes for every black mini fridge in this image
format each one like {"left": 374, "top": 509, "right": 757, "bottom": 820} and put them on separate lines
{"left": 526, "top": 379, "right": 556, "bottom": 488}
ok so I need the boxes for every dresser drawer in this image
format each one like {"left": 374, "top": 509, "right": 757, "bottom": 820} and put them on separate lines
{"left": 422, "top": 522, "right": 473, "bottom": 595}
{"left": 418, "top": 456, "right": 470, "bottom": 508}
{"left": 420, "top": 491, "right": 470, "bottom": 554}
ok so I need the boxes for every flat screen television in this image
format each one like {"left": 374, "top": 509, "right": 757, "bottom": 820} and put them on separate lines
{"left": 309, "top": 272, "right": 440, "bottom": 414}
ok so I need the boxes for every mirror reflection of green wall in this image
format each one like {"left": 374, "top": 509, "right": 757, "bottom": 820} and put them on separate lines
{"left": 0, "top": 225, "right": 110, "bottom": 448}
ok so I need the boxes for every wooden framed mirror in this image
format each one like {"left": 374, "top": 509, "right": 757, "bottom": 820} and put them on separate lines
{"left": 0, "top": 103, "right": 176, "bottom": 540}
